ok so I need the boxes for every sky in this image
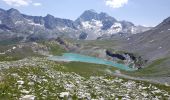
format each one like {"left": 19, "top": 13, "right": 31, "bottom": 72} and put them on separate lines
{"left": 0, "top": 0, "right": 170, "bottom": 27}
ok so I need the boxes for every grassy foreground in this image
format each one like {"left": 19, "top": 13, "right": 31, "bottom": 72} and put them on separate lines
{"left": 0, "top": 58, "right": 169, "bottom": 99}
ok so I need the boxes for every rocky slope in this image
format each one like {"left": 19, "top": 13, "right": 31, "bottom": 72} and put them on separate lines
{"left": 120, "top": 17, "right": 170, "bottom": 61}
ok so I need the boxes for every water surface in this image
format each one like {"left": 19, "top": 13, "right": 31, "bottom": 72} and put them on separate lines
{"left": 48, "top": 53, "right": 135, "bottom": 71}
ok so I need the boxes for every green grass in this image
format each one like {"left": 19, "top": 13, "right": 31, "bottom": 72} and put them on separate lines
{"left": 0, "top": 46, "right": 42, "bottom": 61}
{"left": 0, "top": 40, "right": 66, "bottom": 61}
{"left": 128, "top": 79, "right": 170, "bottom": 93}
{"left": 0, "top": 37, "right": 23, "bottom": 46}
{"left": 67, "top": 39, "right": 121, "bottom": 49}
{"left": 0, "top": 66, "right": 62, "bottom": 99}
{"left": 0, "top": 59, "right": 170, "bottom": 99}
{"left": 52, "top": 62, "right": 117, "bottom": 78}
{"left": 40, "top": 41, "right": 66, "bottom": 55}
{"left": 0, "top": 61, "right": 116, "bottom": 99}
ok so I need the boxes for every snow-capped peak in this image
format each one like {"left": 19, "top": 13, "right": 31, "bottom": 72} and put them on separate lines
{"left": 81, "top": 19, "right": 103, "bottom": 29}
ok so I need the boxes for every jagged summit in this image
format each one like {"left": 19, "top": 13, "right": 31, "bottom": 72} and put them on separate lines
{"left": 7, "top": 8, "right": 19, "bottom": 13}
{"left": 45, "top": 14, "right": 55, "bottom": 18}
{"left": 87, "top": 9, "right": 97, "bottom": 13}
{"left": 158, "top": 16, "right": 170, "bottom": 26}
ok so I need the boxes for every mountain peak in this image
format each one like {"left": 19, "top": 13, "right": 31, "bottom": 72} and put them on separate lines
{"left": 87, "top": 9, "right": 97, "bottom": 13}
{"left": 45, "top": 14, "right": 55, "bottom": 18}
{"left": 82, "top": 9, "right": 98, "bottom": 15}
{"left": 0, "top": 8, "right": 5, "bottom": 12}
{"left": 99, "top": 12, "right": 109, "bottom": 17}
{"left": 7, "top": 8, "right": 20, "bottom": 14}
{"left": 161, "top": 17, "right": 170, "bottom": 25}
{"left": 77, "top": 10, "right": 99, "bottom": 21}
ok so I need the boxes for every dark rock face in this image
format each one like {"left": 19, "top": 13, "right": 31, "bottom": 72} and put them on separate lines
{"left": 105, "top": 50, "right": 146, "bottom": 69}
{"left": 99, "top": 12, "right": 117, "bottom": 30}
{"left": 76, "top": 10, "right": 99, "bottom": 22}
{"left": 124, "top": 53, "right": 136, "bottom": 61}
{"left": 79, "top": 32, "right": 88, "bottom": 40}
{"left": 56, "top": 37, "right": 66, "bottom": 45}
{"left": 120, "top": 21, "right": 134, "bottom": 29}
{"left": 44, "top": 14, "right": 57, "bottom": 29}
{"left": 101, "top": 20, "right": 115, "bottom": 30}
{"left": 106, "top": 50, "right": 126, "bottom": 60}
{"left": 0, "top": 24, "right": 12, "bottom": 30}
{"left": 160, "top": 17, "right": 170, "bottom": 25}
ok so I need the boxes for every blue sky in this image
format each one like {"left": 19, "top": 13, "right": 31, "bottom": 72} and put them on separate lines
{"left": 0, "top": 0, "right": 170, "bottom": 26}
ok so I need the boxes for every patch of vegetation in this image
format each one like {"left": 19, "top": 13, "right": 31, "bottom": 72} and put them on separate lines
{"left": 0, "top": 66, "right": 62, "bottom": 99}
{"left": 0, "top": 58, "right": 169, "bottom": 99}
{"left": 68, "top": 39, "right": 121, "bottom": 49}
{"left": 0, "top": 37, "right": 23, "bottom": 45}
{"left": 40, "top": 41, "right": 66, "bottom": 55}
{"left": 125, "top": 79, "right": 170, "bottom": 94}
{"left": 0, "top": 46, "right": 42, "bottom": 61}
{"left": 52, "top": 62, "right": 117, "bottom": 78}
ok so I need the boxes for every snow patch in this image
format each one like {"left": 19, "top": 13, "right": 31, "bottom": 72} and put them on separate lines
{"left": 26, "top": 19, "right": 33, "bottom": 22}
{"left": 92, "top": 19, "right": 103, "bottom": 27}
{"left": 107, "top": 23, "right": 122, "bottom": 34}
{"left": 158, "top": 46, "right": 162, "bottom": 49}
{"left": 149, "top": 40, "right": 154, "bottom": 43}
{"left": 15, "top": 21, "right": 24, "bottom": 24}
{"left": 29, "top": 31, "right": 34, "bottom": 34}
{"left": 0, "top": 20, "right": 2, "bottom": 24}
{"left": 82, "top": 21, "right": 92, "bottom": 29}
{"left": 57, "top": 26, "right": 68, "bottom": 31}
{"left": 81, "top": 19, "right": 103, "bottom": 29}
{"left": 81, "top": 19, "right": 103, "bottom": 37}
{"left": 26, "top": 19, "right": 44, "bottom": 27}
{"left": 131, "top": 26, "right": 137, "bottom": 34}
{"left": 168, "top": 29, "right": 170, "bottom": 31}
{"left": 28, "top": 22, "right": 43, "bottom": 27}
{"left": 159, "top": 31, "right": 164, "bottom": 33}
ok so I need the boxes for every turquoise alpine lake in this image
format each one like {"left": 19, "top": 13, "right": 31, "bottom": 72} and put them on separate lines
{"left": 48, "top": 53, "right": 135, "bottom": 71}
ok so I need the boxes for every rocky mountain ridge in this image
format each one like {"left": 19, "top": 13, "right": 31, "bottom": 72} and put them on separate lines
{"left": 0, "top": 8, "right": 151, "bottom": 40}
{"left": 117, "top": 16, "right": 170, "bottom": 61}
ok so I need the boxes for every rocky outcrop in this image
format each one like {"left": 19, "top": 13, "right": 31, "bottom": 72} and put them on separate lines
{"left": 105, "top": 50, "right": 147, "bottom": 69}
{"left": 55, "top": 37, "right": 78, "bottom": 52}
{"left": 106, "top": 50, "right": 126, "bottom": 60}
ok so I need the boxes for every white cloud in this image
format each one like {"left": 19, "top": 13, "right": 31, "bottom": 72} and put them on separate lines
{"left": 2, "top": 0, "right": 42, "bottom": 7}
{"left": 105, "top": 0, "right": 128, "bottom": 8}
{"left": 33, "top": 2, "right": 42, "bottom": 6}
{"left": 2, "top": 0, "right": 32, "bottom": 6}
